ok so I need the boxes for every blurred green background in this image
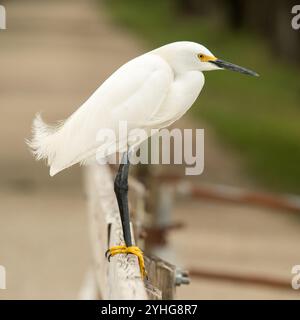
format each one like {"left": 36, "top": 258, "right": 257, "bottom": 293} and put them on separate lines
{"left": 103, "top": 0, "right": 300, "bottom": 194}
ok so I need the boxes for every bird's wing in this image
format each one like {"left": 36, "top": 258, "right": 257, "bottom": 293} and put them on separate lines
{"left": 40, "top": 54, "right": 173, "bottom": 175}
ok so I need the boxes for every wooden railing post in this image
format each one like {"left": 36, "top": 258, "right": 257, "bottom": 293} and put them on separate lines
{"left": 80, "top": 164, "right": 186, "bottom": 300}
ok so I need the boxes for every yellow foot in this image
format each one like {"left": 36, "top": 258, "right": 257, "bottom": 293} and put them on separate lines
{"left": 105, "top": 245, "right": 147, "bottom": 279}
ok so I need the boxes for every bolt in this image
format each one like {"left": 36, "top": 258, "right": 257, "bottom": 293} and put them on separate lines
{"left": 175, "top": 269, "right": 190, "bottom": 286}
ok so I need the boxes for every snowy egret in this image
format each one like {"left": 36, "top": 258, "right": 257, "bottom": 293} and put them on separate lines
{"left": 28, "top": 41, "right": 258, "bottom": 278}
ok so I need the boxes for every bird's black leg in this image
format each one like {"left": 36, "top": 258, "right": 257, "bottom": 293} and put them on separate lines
{"left": 107, "top": 152, "right": 147, "bottom": 278}
{"left": 114, "top": 152, "right": 132, "bottom": 247}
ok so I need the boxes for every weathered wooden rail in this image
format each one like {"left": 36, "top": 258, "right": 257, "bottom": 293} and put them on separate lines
{"left": 80, "top": 164, "right": 184, "bottom": 300}
{"left": 153, "top": 173, "right": 300, "bottom": 214}
{"left": 79, "top": 164, "right": 299, "bottom": 299}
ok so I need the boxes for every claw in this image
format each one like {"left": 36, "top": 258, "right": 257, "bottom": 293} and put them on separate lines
{"left": 105, "top": 245, "right": 147, "bottom": 279}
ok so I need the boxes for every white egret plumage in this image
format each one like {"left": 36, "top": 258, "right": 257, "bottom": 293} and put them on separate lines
{"left": 28, "top": 41, "right": 258, "bottom": 277}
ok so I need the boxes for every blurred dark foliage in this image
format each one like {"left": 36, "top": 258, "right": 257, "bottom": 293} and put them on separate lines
{"left": 175, "top": 0, "right": 300, "bottom": 64}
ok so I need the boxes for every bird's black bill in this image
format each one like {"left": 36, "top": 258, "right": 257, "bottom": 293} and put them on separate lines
{"left": 210, "top": 59, "right": 259, "bottom": 77}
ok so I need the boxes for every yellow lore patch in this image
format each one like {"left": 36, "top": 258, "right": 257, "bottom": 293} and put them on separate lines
{"left": 198, "top": 54, "right": 217, "bottom": 62}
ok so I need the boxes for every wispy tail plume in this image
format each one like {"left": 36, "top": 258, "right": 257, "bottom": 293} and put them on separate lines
{"left": 27, "top": 114, "right": 62, "bottom": 173}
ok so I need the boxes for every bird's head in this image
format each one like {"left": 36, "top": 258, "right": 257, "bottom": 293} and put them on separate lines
{"left": 158, "top": 41, "right": 259, "bottom": 76}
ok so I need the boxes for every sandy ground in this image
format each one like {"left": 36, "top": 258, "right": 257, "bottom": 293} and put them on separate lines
{"left": 0, "top": 0, "right": 142, "bottom": 299}
{"left": 0, "top": 0, "right": 300, "bottom": 299}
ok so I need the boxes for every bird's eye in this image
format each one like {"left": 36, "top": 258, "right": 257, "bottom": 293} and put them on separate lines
{"left": 198, "top": 54, "right": 204, "bottom": 61}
